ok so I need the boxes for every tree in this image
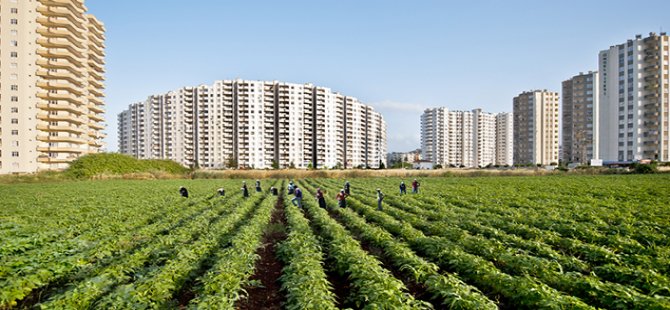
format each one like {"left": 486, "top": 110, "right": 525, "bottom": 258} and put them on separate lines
{"left": 378, "top": 160, "right": 386, "bottom": 169}
{"left": 271, "top": 160, "right": 280, "bottom": 170}
{"left": 289, "top": 161, "right": 296, "bottom": 169}
{"left": 226, "top": 156, "right": 238, "bottom": 169}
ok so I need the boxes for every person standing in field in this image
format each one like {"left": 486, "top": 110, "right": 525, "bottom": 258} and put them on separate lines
{"left": 399, "top": 181, "right": 407, "bottom": 195}
{"left": 217, "top": 188, "right": 225, "bottom": 196}
{"left": 179, "top": 186, "right": 189, "bottom": 198}
{"left": 270, "top": 186, "right": 278, "bottom": 196}
{"left": 255, "top": 179, "right": 262, "bottom": 192}
{"left": 411, "top": 179, "right": 420, "bottom": 194}
{"left": 336, "top": 189, "right": 348, "bottom": 208}
{"left": 242, "top": 181, "right": 249, "bottom": 198}
{"left": 344, "top": 181, "right": 351, "bottom": 195}
{"left": 292, "top": 185, "right": 303, "bottom": 208}
{"left": 316, "top": 187, "right": 327, "bottom": 209}
{"left": 376, "top": 188, "right": 384, "bottom": 211}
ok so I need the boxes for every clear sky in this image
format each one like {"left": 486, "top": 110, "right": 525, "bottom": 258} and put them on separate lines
{"left": 87, "top": 0, "right": 670, "bottom": 153}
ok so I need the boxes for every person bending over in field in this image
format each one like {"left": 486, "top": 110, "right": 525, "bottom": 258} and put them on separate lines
{"left": 271, "top": 186, "right": 278, "bottom": 196}
{"left": 336, "top": 189, "right": 348, "bottom": 208}
{"left": 255, "top": 179, "right": 262, "bottom": 192}
{"left": 377, "top": 188, "right": 384, "bottom": 210}
{"left": 287, "top": 181, "right": 295, "bottom": 195}
{"left": 316, "top": 187, "right": 327, "bottom": 209}
{"left": 179, "top": 186, "right": 189, "bottom": 198}
{"left": 217, "top": 188, "right": 225, "bottom": 196}
{"left": 291, "top": 185, "right": 303, "bottom": 208}
{"left": 242, "top": 181, "right": 249, "bottom": 198}
{"left": 399, "top": 181, "right": 407, "bottom": 195}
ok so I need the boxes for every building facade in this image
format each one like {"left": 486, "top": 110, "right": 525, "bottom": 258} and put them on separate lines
{"left": 495, "top": 112, "right": 514, "bottom": 166}
{"left": 562, "top": 71, "right": 599, "bottom": 164}
{"left": 118, "top": 80, "right": 387, "bottom": 169}
{"left": 599, "top": 33, "right": 670, "bottom": 162}
{"left": 0, "top": 0, "right": 105, "bottom": 174}
{"left": 513, "top": 90, "right": 559, "bottom": 165}
{"left": 421, "top": 108, "right": 511, "bottom": 167}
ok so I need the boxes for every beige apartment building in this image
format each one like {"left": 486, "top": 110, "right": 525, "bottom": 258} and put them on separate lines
{"left": 562, "top": 71, "right": 599, "bottom": 164}
{"left": 599, "top": 33, "right": 670, "bottom": 162}
{"left": 513, "top": 90, "right": 559, "bottom": 165}
{"left": 421, "top": 108, "right": 512, "bottom": 167}
{"left": 0, "top": 0, "right": 105, "bottom": 174}
{"left": 118, "top": 80, "right": 387, "bottom": 169}
{"left": 495, "top": 112, "right": 513, "bottom": 166}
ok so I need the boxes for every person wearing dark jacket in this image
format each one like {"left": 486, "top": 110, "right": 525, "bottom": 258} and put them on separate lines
{"left": 399, "top": 181, "right": 407, "bottom": 195}
{"left": 376, "top": 188, "right": 384, "bottom": 211}
{"left": 271, "top": 186, "right": 278, "bottom": 196}
{"left": 411, "top": 179, "right": 420, "bottom": 194}
{"left": 344, "top": 181, "right": 351, "bottom": 195}
{"left": 217, "top": 188, "right": 225, "bottom": 196}
{"left": 316, "top": 188, "right": 327, "bottom": 209}
{"left": 242, "top": 181, "right": 249, "bottom": 198}
{"left": 255, "top": 179, "right": 262, "bottom": 192}
{"left": 179, "top": 186, "right": 189, "bottom": 198}
{"left": 291, "top": 186, "right": 303, "bottom": 208}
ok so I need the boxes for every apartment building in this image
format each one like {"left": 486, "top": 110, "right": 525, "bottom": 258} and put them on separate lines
{"left": 562, "top": 71, "right": 599, "bottom": 164}
{"left": 513, "top": 90, "right": 560, "bottom": 165}
{"left": 421, "top": 108, "right": 511, "bottom": 167}
{"left": 599, "top": 33, "right": 670, "bottom": 162}
{"left": 495, "top": 112, "right": 513, "bottom": 166}
{"left": 0, "top": 0, "right": 105, "bottom": 174}
{"left": 118, "top": 80, "right": 387, "bottom": 169}
{"left": 387, "top": 148, "right": 422, "bottom": 166}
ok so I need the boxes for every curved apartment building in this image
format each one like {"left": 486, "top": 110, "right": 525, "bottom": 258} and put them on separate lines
{"left": 0, "top": 0, "right": 106, "bottom": 174}
{"left": 118, "top": 80, "right": 387, "bottom": 169}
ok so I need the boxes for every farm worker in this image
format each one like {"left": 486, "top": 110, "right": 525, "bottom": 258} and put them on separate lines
{"left": 179, "top": 186, "right": 189, "bottom": 198}
{"left": 287, "top": 181, "right": 295, "bottom": 195}
{"left": 316, "top": 187, "right": 327, "bottom": 209}
{"left": 376, "top": 188, "right": 384, "bottom": 211}
{"left": 255, "top": 179, "right": 262, "bottom": 192}
{"left": 344, "top": 181, "right": 351, "bottom": 195}
{"left": 291, "top": 186, "right": 303, "bottom": 208}
{"left": 399, "top": 181, "right": 407, "bottom": 195}
{"left": 336, "top": 189, "right": 348, "bottom": 208}
{"left": 242, "top": 181, "right": 249, "bottom": 198}
{"left": 217, "top": 188, "right": 225, "bottom": 196}
{"left": 411, "top": 179, "right": 420, "bottom": 194}
{"left": 271, "top": 186, "right": 278, "bottom": 196}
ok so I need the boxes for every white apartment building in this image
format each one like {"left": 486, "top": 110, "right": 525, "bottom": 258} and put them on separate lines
{"left": 513, "top": 90, "right": 560, "bottom": 165}
{"left": 421, "top": 108, "right": 511, "bottom": 167}
{"left": 599, "top": 33, "right": 670, "bottom": 162}
{"left": 118, "top": 80, "right": 387, "bottom": 169}
{"left": 562, "top": 71, "right": 599, "bottom": 164}
{"left": 0, "top": 0, "right": 105, "bottom": 174}
{"left": 495, "top": 112, "right": 513, "bottom": 166}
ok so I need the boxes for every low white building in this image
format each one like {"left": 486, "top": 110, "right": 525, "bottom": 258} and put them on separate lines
{"left": 413, "top": 160, "right": 434, "bottom": 170}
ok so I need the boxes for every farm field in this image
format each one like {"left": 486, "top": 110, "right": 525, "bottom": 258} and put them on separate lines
{"left": 1, "top": 175, "right": 670, "bottom": 309}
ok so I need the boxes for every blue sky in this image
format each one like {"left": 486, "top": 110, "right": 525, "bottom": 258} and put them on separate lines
{"left": 87, "top": 0, "right": 670, "bottom": 152}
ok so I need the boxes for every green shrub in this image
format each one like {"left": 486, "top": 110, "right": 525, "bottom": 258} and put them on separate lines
{"left": 65, "top": 153, "right": 188, "bottom": 178}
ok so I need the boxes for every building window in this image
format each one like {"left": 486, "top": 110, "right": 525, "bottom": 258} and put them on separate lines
{"left": 11, "top": 141, "right": 19, "bottom": 147}
{"left": 10, "top": 19, "right": 18, "bottom": 25}
{"left": 10, "top": 52, "right": 18, "bottom": 58}
{"left": 11, "top": 85, "right": 18, "bottom": 91}
{"left": 10, "top": 40, "right": 18, "bottom": 47}
{"left": 11, "top": 8, "right": 18, "bottom": 13}
{"left": 11, "top": 130, "right": 19, "bottom": 135}
{"left": 11, "top": 96, "right": 18, "bottom": 102}
{"left": 11, "top": 119, "right": 19, "bottom": 124}
{"left": 10, "top": 63, "right": 18, "bottom": 69}
{"left": 11, "top": 107, "right": 18, "bottom": 113}
{"left": 10, "top": 30, "right": 17, "bottom": 36}
{"left": 12, "top": 152, "right": 19, "bottom": 157}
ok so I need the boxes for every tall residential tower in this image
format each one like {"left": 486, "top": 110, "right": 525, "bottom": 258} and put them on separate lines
{"left": 562, "top": 71, "right": 599, "bottom": 163}
{"left": 513, "top": 90, "right": 559, "bottom": 165}
{"left": 118, "top": 80, "right": 387, "bottom": 169}
{"left": 599, "top": 33, "right": 670, "bottom": 162}
{"left": 0, "top": 0, "right": 105, "bottom": 174}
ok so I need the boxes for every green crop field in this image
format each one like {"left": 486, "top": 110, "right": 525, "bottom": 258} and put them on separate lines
{"left": 1, "top": 175, "right": 670, "bottom": 309}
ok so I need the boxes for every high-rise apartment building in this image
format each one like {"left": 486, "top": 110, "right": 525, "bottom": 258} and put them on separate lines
{"left": 495, "top": 112, "right": 513, "bottom": 166}
{"left": 513, "top": 90, "right": 559, "bottom": 165}
{"left": 421, "top": 108, "right": 511, "bottom": 167}
{"left": 599, "top": 33, "right": 670, "bottom": 162}
{"left": 0, "top": 0, "right": 105, "bottom": 174}
{"left": 118, "top": 80, "right": 387, "bottom": 169}
{"left": 562, "top": 71, "right": 599, "bottom": 164}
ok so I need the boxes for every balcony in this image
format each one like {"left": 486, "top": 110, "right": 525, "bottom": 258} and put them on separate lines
{"left": 89, "top": 113, "right": 104, "bottom": 122}
{"left": 36, "top": 16, "right": 85, "bottom": 37}
{"left": 37, "top": 146, "right": 86, "bottom": 153}
{"left": 37, "top": 37, "right": 85, "bottom": 58}
{"left": 45, "top": 100, "right": 89, "bottom": 116}
{"left": 37, "top": 69, "right": 84, "bottom": 86}
{"left": 644, "top": 54, "right": 659, "bottom": 62}
{"left": 88, "top": 95, "right": 104, "bottom": 106}
{"left": 37, "top": 123, "right": 86, "bottom": 134}
{"left": 36, "top": 80, "right": 83, "bottom": 96}
{"left": 37, "top": 92, "right": 81, "bottom": 105}
{"left": 645, "top": 65, "right": 660, "bottom": 72}
{"left": 89, "top": 122, "right": 105, "bottom": 130}
{"left": 37, "top": 135, "right": 87, "bottom": 144}
{"left": 88, "top": 86, "right": 104, "bottom": 98}
{"left": 36, "top": 26, "right": 82, "bottom": 47}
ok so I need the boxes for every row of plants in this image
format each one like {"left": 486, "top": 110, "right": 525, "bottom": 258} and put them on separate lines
{"left": 276, "top": 194, "right": 338, "bottom": 310}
